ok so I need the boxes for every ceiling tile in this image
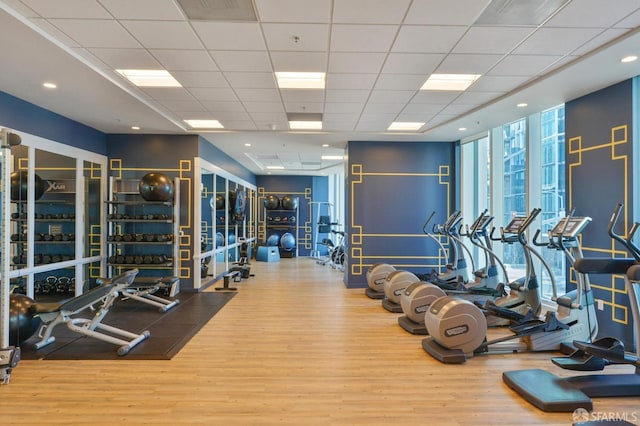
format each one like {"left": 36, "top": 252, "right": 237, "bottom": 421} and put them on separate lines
{"left": 439, "top": 104, "right": 476, "bottom": 115}
{"left": 332, "top": 0, "right": 411, "bottom": 24}
{"left": 242, "top": 102, "right": 285, "bottom": 113}
{"left": 209, "top": 110, "right": 251, "bottom": 121}
{"left": 254, "top": 0, "right": 332, "bottom": 23}
{"left": 282, "top": 102, "right": 324, "bottom": 112}
{"left": 328, "top": 52, "right": 386, "bottom": 73}
{"left": 513, "top": 27, "right": 604, "bottom": 55}
{"left": 192, "top": 22, "right": 266, "bottom": 50}
{"left": 488, "top": 55, "right": 563, "bottom": 76}
{"left": 252, "top": 120, "right": 289, "bottom": 130}
{"left": 140, "top": 87, "right": 195, "bottom": 101}
{"left": 49, "top": 19, "right": 141, "bottom": 48}
{"left": 99, "top": 0, "right": 185, "bottom": 19}
{"left": 411, "top": 91, "right": 460, "bottom": 104}
{"left": 435, "top": 54, "right": 503, "bottom": 74}
{"left": 280, "top": 89, "right": 325, "bottom": 103}
{"left": 356, "top": 116, "right": 395, "bottom": 131}
{"left": 615, "top": 9, "right": 640, "bottom": 28}
{"left": 405, "top": 0, "right": 494, "bottom": 25}
{"left": 29, "top": 18, "right": 81, "bottom": 47}
{"left": 331, "top": 24, "right": 398, "bottom": 52}
{"left": 262, "top": 23, "right": 329, "bottom": 51}
{"left": 374, "top": 74, "right": 427, "bottom": 90}
{"left": 235, "top": 88, "right": 282, "bottom": 102}
{"left": 392, "top": 26, "right": 467, "bottom": 53}
{"left": 362, "top": 103, "right": 405, "bottom": 114}
{"left": 88, "top": 48, "right": 161, "bottom": 69}
{"left": 467, "top": 75, "right": 530, "bottom": 92}
{"left": 324, "top": 103, "right": 364, "bottom": 114}
{"left": 201, "top": 101, "right": 246, "bottom": 112}
{"left": 270, "top": 52, "right": 327, "bottom": 72}
{"left": 171, "top": 71, "right": 229, "bottom": 88}
{"left": 381, "top": 53, "right": 444, "bottom": 74}
{"left": 2, "top": 0, "right": 39, "bottom": 17}
{"left": 121, "top": 20, "right": 203, "bottom": 49}
{"left": 546, "top": 0, "right": 640, "bottom": 28}
{"left": 211, "top": 50, "right": 272, "bottom": 72}
{"left": 453, "top": 91, "right": 501, "bottom": 104}
{"left": 400, "top": 103, "right": 447, "bottom": 115}
{"left": 248, "top": 112, "right": 288, "bottom": 121}
{"left": 224, "top": 72, "right": 277, "bottom": 89}
{"left": 189, "top": 87, "right": 238, "bottom": 102}
{"left": 326, "top": 73, "right": 377, "bottom": 90}
{"left": 395, "top": 112, "right": 435, "bottom": 122}
{"left": 21, "top": 0, "right": 111, "bottom": 18}
{"left": 159, "top": 100, "right": 207, "bottom": 112}
{"left": 323, "top": 119, "right": 357, "bottom": 131}
{"left": 151, "top": 49, "right": 218, "bottom": 71}
{"left": 325, "top": 89, "right": 371, "bottom": 103}
{"left": 453, "top": 26, "right": 536, "bottom": 54}
{"left": 368, "top": 90, "right": 415, "bottom": 103}
{"left": 571, "top": 29, "right": 629, "bottom": 56}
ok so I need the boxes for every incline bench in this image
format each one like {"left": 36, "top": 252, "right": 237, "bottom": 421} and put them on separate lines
{"left": 31, "top": 269, "right": 150, "bottom": 356}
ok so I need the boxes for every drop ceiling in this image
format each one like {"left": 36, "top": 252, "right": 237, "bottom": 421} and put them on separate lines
{"left": 0, "top": 0, "right": 639, "bottom": 175}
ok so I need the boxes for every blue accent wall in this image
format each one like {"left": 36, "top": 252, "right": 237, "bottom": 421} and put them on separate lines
{"left": 256, "top": 175, "right": 328, "bottom": 256}
{"left": 565, "top": 78, "right": 635, "bottom": 347}
{"left": 345, "top": 141, "right": 456, "bottom": 288}
{"left": 0, "top": 90, "right": 106, "bottom": 154}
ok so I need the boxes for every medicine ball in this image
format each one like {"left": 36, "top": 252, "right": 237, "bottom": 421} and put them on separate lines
{"left": 138, "top": 172, "right": 174, "bottom": 202}
{"left": 266, "top": 233, "right": 280, "bottom": 247}
{"left": 9, "top": 294, "right": 40, "bottom": 345}
{"left": 209, "top": 194, "right": 225, "bottom": 210}
{"left": 264, "top": 194, "right": 280, "bottom": 210}
{"left": 281, "top": 195, "right": 299, "bottom": 210}
{"left": 10, "top": 171, "right": 46, "bottom": 201}
{"left": 280, "top": 232, "right": 296, "bottom": 251}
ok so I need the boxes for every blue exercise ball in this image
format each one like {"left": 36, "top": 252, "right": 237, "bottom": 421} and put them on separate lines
{"left": 215, "top": 232, "right": 225, "bottom": 247}
{"left": 280, "top": 232, "right": 296, "bottom": 251}
{"left": 227, "top": 232, "right": 236, "bottom": 245}
{"left": 9, "top": 294, "right": 40, "bottom": 345}
{"left": 266, "top": 233, "right": 280, "bottom": 246}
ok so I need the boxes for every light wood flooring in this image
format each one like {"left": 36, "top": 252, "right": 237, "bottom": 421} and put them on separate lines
{"left": 1, "top": 258, "right": 638, "bottom": 425}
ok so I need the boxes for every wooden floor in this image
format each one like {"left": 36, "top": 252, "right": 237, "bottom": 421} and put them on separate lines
{"left": 1, "top": 259, "right": 638, "bottom": 425}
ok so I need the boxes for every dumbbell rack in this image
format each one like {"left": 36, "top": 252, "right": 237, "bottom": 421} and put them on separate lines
{"left": 106, "top": 177, "right": 180, "bottom": 286}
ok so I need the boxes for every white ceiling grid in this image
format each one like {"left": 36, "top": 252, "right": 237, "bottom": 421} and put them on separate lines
{"left": 0, "top": 0, "right": 638, "bottom": 174}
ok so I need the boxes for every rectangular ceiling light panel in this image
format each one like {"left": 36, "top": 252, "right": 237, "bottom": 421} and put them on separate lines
{"left": 116, "top": 69, "right": 182, "bottom": 87}
{"left": 387, "top": 122, "right": 425, "bottom": 131}
{"left": 184, "top": 119, "right": 224, "bottom": 129}
{"left": 276, "top": 72, "right": 326, "bottom": 89}
{"left": 421, "top": 74, "right": 481, "bottom": 91}
{"left": 475, "top": 0, "right": 569, "bottom": 26}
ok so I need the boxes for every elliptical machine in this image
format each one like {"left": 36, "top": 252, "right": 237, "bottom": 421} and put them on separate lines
{"left": 503, "top": 203, "right": 640, "bottom": 412}
{"left": 422, "top": 210, "right": 599, "bottom": 363}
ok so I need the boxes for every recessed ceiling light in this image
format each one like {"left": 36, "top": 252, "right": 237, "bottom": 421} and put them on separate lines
{"left": 458, "top": 127, "right": 467, "bottom": 131}
{"left": 387, "top": 122, "right": 425, "bottom": 131}
{"left": 289, "top": 121, "right": 322, "bottom": 130}
{"left": 621, "top": 55, "right": 638, "bottom": 63}
{"left": 43, "top": 82, "right": 57, "bottom": 89}
{"left": 184, "top": 119, "right": 224, "bottom": 129}
{"left": 266, "top": 166, "right": 285, "bottom": 170}
{"left": 322, "top": 144, "right": 329, "bottom": 147}
{"left": 275, "top": 72, "right": 325, "bottom": 89}
{"left": 116, "top": 69, "right": 182, "bottom": 87}
{"left": 517, "top": 103, "right": 528, "bottom": 108}
{"left": 421, "top": 74, "right": 481, "bottom": 91}
{"left": 321, "top": 155, "right": 344, "bottom": 160}
{"left": 244, "top": 143, "right": 251, "bottom": 147}
{"left": 131, "top": 126, "right": 140, "bottom": 130}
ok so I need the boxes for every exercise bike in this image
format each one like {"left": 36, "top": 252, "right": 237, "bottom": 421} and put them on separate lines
{"left": 422, "top": 211, "right": 599, "bottom": 363}
{"left": 503, "top": 203, "right": 640, "bottom": 412}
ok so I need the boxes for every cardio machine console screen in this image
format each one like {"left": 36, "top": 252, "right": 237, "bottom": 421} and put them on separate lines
{"left": 504, "top": 217, "right": 526, "bottom": 233}
{"left": 550, "top": 216, "right": 591, "bottom": 238}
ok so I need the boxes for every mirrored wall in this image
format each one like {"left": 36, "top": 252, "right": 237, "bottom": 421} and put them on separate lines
{"left": 2, "top": 129, "right": 107, "bottom": 301}
{"left": 195, "top": 158, "right": 255, "bottom": 290}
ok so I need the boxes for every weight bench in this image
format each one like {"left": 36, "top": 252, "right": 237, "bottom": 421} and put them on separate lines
{"left": 30, "top": 269, "right": 150, "bottom": 356}
{"left": 216, "top": 270, "right": 241, "bottom": 291}
{"left": 117, "top": 276, "right": 180, "bottom": 312}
